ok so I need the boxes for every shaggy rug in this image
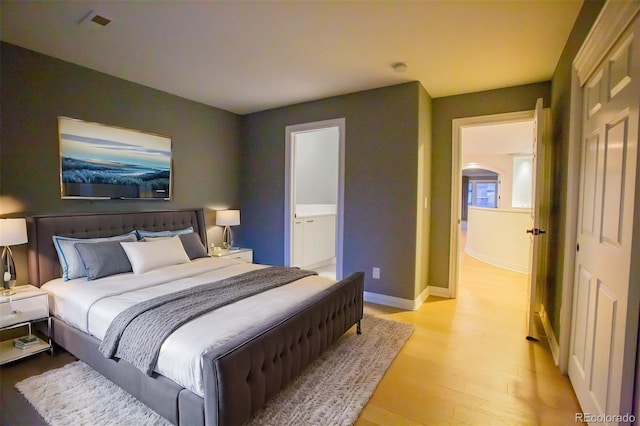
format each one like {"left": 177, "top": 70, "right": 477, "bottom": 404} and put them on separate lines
{"left": 16, "top": 316, "right": 413, "bottom": 426}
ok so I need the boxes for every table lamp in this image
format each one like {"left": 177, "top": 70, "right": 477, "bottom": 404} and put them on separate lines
{"left": 216, "top": 210, "right": 240, "bottom": 249}
{"left": 0, "top": 218, "right": 28, "bottom": 292}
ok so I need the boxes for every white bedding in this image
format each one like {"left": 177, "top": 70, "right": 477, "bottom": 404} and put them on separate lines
{"left": 43, "top": 257, "right": 337, "bottom": 397}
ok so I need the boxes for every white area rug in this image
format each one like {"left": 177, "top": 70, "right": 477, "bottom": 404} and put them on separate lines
{"left": 16, "top": 316, "right": 413, "bottom": 426}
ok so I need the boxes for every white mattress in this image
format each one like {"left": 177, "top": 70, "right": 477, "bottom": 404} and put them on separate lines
{"left": 42, "top": 257, "right": 337, "bottom": 396}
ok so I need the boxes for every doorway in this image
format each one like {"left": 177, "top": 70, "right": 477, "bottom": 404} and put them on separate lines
{"left": 284, "top": 118, "right": 345, "bottom": 280}
{"left": 450, "top": 111, "right": 540, "bottom": 300}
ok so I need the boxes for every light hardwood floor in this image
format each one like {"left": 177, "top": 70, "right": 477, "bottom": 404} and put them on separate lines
{"left": 356, "top": 249, "right": 583, "bottom": 425}
{"left": 1, "top": 251, "right": 582, "bottom": 425}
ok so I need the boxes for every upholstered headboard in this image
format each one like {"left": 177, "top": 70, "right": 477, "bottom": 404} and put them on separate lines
{"left": 27, "top": 209, "right": 207, "bottom": 287}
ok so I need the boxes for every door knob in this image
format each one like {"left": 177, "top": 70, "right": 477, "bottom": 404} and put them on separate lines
{"left": 526, "top": 228, "right": 546, "bottom": 236}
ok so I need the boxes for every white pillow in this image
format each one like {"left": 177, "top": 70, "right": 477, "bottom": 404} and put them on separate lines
{"left": 120, "top": 236, "right": 191, "bottom": 274}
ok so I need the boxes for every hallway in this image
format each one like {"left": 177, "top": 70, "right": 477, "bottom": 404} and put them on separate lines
{"left": 357, "top": 246, "right": 583, "bottom": 424}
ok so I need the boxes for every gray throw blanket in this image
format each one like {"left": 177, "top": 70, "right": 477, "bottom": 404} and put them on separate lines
{"left": 99, "top": 266, "right": 317, "bottom": 375}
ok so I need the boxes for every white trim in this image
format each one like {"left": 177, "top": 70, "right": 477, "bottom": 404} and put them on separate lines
{"left": 450, "top": 110, "right": 536, "bottom": 300}
{"left": 284, "top": 118, "right": 345, "bottom": 280}
{"left": 449, "top": 119, "right": 462, "bottom": 299}
{"left": 364, "top": 285, "right": 448, "bottom": 311}
{"left": 574, "top": 1, "right": 640, "bottom": 86}
{"left": 427, "top": 286, "right": 451, "bottom": 299}
{"left": 558, "top": 66, "right": 583, "bottom": 375}
{"left": 364, "top": 291, "right": 415, "bottom": 311}
{"left": 540, "top": 304, "right": 560, "bottom": 366}
{"left": 414, "top": 286, "right": 431, "bottom": 309}
{"left": 464, "top": 247, "right": 528, "bottom": 274}
{"left": 462, "top": 163, "right": 504, "bottom": 176}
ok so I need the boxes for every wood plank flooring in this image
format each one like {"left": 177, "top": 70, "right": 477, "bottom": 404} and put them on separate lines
{"left": 1, "top": 250, "right": 582, "bottom": 425}
{"left": 357, "top": 250, "right": 583, "bottom": 425}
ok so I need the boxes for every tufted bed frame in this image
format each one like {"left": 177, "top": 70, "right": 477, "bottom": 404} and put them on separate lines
{"left": 27, "top": 209, "right": 364, "bottom": 425}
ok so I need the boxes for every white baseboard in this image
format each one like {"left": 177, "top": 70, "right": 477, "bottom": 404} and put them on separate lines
{"left": 413, "top": 286, "right": 430, "bottom": 309}
{"left": 427, "top": 285, "right": 450, "bottom": 298}
{"left": 364, "top": 291, "right": 415, "bottom": 310}
{"left": 364, "top": 285, "right": 450, "bottom": 311}
{"left": 465, "top": 248, "right": 528, "bottom": 274}
{"left": 540, "top": 304, "right": 560, "bottom": 366}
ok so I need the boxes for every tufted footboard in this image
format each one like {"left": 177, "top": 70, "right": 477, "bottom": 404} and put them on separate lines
{"left": 202, "top": 271, "right": 364, "bottom": 426}
{"left": 29, "top": 210, "right": 365, "bottom": 425}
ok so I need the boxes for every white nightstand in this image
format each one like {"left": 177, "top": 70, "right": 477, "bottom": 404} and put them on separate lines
{"left": 211, "top": 248, "right": 253, "bottom": 263}
{"left": 0, "top": 285, "right": 52, "bottom": 365}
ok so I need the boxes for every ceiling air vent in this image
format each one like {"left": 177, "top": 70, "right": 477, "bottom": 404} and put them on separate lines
{"left": 79, "top": 11, "right": 112, "bottom": 30}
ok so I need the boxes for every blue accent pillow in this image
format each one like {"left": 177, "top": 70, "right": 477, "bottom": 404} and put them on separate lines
{"left": 178, "top": 232, "right": 209, "bottom": 260}
{"left": 52, "top": 231, "right": 137, "bottom": 281}
{"left": 74, "top": 240, "right": 133, "bottom": 280}
{"left": 135, "top": 226, "right": 194, "bottom": 240}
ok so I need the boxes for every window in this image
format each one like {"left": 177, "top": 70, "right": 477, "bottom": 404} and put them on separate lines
{"left": 468, "top": 180, "right": 498, "bottom": 208}
{"left": 512, "top": 156, "right": 533, "bottom": 208}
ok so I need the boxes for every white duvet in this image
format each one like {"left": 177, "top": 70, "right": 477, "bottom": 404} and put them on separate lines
{"left": 42, "top": 257, "right": 337, "bottom": 397}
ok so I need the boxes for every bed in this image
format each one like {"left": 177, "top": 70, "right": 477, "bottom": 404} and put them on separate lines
{"left": 26, "top": 209, "right": 364, "bottom": 426}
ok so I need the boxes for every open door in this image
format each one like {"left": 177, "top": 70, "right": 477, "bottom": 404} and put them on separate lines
{"left": 450, "top": 109, "right": 544, "bottom": 300}
{"left": 525, "top": 97, "right": 545, "bottom": 341}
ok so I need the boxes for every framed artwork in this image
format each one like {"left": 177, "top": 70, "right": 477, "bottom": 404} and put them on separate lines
{"left": 58, "top": 117, "right": 172, "bottom": 200}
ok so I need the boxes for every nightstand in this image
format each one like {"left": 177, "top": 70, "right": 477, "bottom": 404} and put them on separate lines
{"left": 211, "top": 248, "right": 253, "bottom": 263}
{"left": 0, "top": 285, "right": 52, "bottom": 365}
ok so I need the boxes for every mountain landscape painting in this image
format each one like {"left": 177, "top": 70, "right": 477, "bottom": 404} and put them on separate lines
{"left": 59, "top": 117, "right": 172, "bottom": 200}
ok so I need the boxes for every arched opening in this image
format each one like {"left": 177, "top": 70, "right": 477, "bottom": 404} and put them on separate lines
{"left": 461, "top": 165, "right": 500, "bottom": 222}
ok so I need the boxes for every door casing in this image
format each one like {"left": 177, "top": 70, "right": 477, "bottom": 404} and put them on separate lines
{"left": 284, "top": 118, "right": 345, "bottom": 279}
{"left": 449, "top": 110, "right": 546, "bottom": 300}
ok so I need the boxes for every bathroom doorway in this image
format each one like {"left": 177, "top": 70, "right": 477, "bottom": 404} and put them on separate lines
{"left": 284, "top": 118, "right": 345, "bottom": 280}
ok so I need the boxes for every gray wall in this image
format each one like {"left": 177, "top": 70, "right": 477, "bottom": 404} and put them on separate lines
{"left": 0, "top": 43, "right": 242, "bottom": 281}
{"left": 295, "top": 128, "right": 339, "bottom": 205}
{"left": 429, "top": 82, "right": 551, "bottom": 289}
{"left": 1, "top": 43, "right": 241, "bottom": 216}
{"left": 239, "top": 82, "right": 423, "bottom": 300}
{"left": 547, "top": 0, "right": 605, "bottom": 337}
{"left": 2, "top": 2, "right": 605, "bottom": 313}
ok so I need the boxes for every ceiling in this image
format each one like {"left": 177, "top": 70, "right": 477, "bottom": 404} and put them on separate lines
{"left": 462, "top": 120, "right": 534, "bottom": 157}
{"left": 0, "top": 1, "right": 583, "bottom": 115}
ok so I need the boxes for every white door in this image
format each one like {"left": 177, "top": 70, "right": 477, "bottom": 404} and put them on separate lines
{"left": 568, "top": 14, "right": 639, "bottom": 418}
{"left": 526, "top": 98, "right": 545, "bottom": 340}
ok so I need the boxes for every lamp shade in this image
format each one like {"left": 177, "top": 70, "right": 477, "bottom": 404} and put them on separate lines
{"left": 216, "top": 210, "right": 240, "bottom": 226}
{"left": 0, "top": 218, "right": 28, "bottom": 246}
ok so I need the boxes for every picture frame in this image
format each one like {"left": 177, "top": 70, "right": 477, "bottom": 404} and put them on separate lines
{"left": 58, "top": 117, "right": 172, "bottom": 200}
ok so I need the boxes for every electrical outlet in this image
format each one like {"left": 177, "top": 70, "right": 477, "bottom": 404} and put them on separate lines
{"left": 372, "top": 267, "right": 380, "bottom": 279}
